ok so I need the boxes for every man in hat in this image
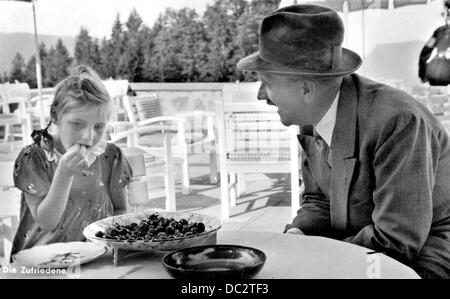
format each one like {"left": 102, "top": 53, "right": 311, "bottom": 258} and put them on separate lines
{"left": 237, "top": 4, "right": 450, "bottom": 279}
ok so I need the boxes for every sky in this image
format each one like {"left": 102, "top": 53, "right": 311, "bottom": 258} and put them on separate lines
{"left": 0, "top": 0, "right": 214, "bottom": 38}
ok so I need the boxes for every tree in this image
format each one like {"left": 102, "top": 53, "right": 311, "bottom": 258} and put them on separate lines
{"left": 147, "top": 9, "right": 183, "bottom": 82}
{"left": 99, "top": 37, "right": 114, "bottom": 79}
{"left": 236, "top": 0, "right": 281, "bottom": 81}
{"left": 202, "top": 0, "right": 248, "bottom": 82}
{"left": 9, "top": 52, "right": 27, "bottom": 83}
{"left": 74, "top": 27, "right": 95, "bottom": 68}
{"left": 141, "top": 24, "right": 158, "bottom": 81}
{"left": 44, "top": 39, "right": 72, "bottom": 87}
{"left": 142, "top": 14, "right": 165, "bottom": 81}
{"left": 146, "top": 8, "right": 213, "bottom": 82}
{"left": 24, "top": 43, "right": 48, "bottom": 88}
{"left": 110, "top": 13, "right": 126, "bottom": 78}
{"left": 0, "top": 72, "right": 8, "bottom": 83}
{"left": 117, "top": 8, "right": 145, "bottom": 81}
{"left": 90, "top": 39, "right": 102, "bottom": 73}
{"left": 176, "top": 8, "right": 210, "bottom": 82}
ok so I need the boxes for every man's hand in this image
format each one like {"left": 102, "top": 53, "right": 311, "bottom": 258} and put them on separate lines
{"left": 286, "top": 227, "right": 305, "bottom": 235}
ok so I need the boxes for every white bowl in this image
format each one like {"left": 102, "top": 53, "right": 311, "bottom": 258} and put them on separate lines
{"left": 83, "top": 209, "right": 221, "bottom": 252}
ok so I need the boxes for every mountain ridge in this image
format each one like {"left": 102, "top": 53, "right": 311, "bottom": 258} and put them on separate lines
{"left": 0, "top": 32, "right": 76, "bottom": 75}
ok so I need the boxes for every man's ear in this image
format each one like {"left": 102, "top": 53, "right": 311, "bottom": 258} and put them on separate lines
{"left": 298, "top": 79, "right": 316, "bottom": 103}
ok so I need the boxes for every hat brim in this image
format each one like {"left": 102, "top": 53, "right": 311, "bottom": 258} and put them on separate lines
{"left": 237, "top": 48, "right": 362, "bottom": 78}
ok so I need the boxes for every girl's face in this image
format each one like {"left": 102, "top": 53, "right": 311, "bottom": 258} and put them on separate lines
{"left": 55, "top": 103, "right": 109, "bottom": 152}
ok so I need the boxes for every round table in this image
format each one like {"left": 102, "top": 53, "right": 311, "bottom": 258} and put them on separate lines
{"left": 1, "top": 231, "right": 420, "bottom": 279}
{"left": 219, "top": 231, "right": 420, "bottom": 279}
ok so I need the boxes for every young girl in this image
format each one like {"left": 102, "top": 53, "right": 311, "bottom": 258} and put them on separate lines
{"left": 10, "top": 65, "right": 132, "bottom": 257}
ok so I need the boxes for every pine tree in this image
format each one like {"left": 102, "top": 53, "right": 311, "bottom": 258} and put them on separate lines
{"left": 150, "top": 9, "right": 187, "bottom": 82}
{"left": 142, "top": 14, "right": 165, "bottom": 81}
{"left": 9, "top": 52, "right": 27, "bottom": 83}
{"left": 176, "top": 8, "right": 209, "bottom": 82}
{"left": 141, "top": 24, "right": 158, "bottom": 81}
{"left": 236, "top": 0, "right": 281, "bottom": 81}
{"left": 74, "top": 27, "right": 95, "bottom": 68}
{"left": 99, "top": 37, "right": 115, "bottom": 79}
{"left": 110, "top": 14, "right": 125, "bottom": 78}
{"left": 90, "top": 39, "right": 102, "bottom": 74}
{"left": 24, "top": 56, "right": 37, "bottom": 88}
{"left": 0, "top": 72, "right": 8, "bottom": 83}
{"left": 147, "top": 8, "right": 211, "bottom": 82}
{"left": 24, "top": 43, "right": 48, "bottom": 88}
{"left": 202, "top": 0, "right": 248, "bottom": 82}
{"left": 45, "top": 39, "right": 72, "bottom": 87}
{"left": 117, "top": 8, "right": 145, "bottom": 81}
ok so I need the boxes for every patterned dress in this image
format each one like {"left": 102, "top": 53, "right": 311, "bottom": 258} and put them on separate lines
{"left": 10, "top": 141, "right": 132, "bottom": 257}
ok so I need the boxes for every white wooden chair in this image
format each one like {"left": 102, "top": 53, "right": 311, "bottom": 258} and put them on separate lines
{"left": 175, "top": 110, "right": 218, "bottom": 184}
{"left": 123, "top": 94, "right": 218, "bottom": 184}
{"left": 102, "top": 79, "right": 129, "bottom": 121}
{"left": 216, "top": 93, "right": 301, "bottom": 221}
{"left": 428, "top": 94, "right": 450, "bottom": 133}
{"left": 0, "top": 83, "right": 32, "bottom": 145}
{"left": 0, "top": 142, "right": 22, "bottom": 265}
{"left": 122, "top": 95, "right": 192, "bottom": 193}
{"left": 108, "top": 123, "right": 184, "bottom": 211}
{"left": 28, "top": 94, "right": 54, "bottom": 127}
{"left": 123, "top": 94, "right": 218, "bottom": 192}
{"left": 121, "top": 151, "right": 151, "bottom": 212}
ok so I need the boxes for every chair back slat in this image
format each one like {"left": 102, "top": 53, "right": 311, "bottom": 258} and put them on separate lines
{"left": 123, "top": 94, "right": 162, "bottom": 123}
{"left": 135, "top": 97, "right": 162, "bottom": 120}
{"left": 428, "top": 95, "right": 450, "bottom": 116}
{"left": 219, "top": 101, "right": 296, "bottom": 162}
{"left": 0, "top": 84, "right": 31, "bottom": 144}
{"left": 1, "top": 83, "right": 31, "bottom": 105}
{"left": 218, "top": 84, "right": 301, "bottom": 220}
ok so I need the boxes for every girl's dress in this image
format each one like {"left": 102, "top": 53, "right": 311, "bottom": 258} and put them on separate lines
{"left": 10, "top": 139, "right": 132, "bottom": 257}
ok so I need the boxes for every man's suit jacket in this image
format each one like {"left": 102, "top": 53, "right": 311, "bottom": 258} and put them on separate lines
{"left": 286, "top": 74, "right": 450, "bottom": 278}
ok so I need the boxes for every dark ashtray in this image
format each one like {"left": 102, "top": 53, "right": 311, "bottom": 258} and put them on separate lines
{"left": 162, "top": 244, "right": 266, "bottom": 279}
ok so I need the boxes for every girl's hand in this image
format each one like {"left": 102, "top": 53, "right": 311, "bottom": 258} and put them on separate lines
{"left": 57, "top": 143, "right": 89, "bottom": 176}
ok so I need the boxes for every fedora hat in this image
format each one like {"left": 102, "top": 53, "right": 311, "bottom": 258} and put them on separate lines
{"left": 237, "top": 4, "right": 362, "bottom": 77}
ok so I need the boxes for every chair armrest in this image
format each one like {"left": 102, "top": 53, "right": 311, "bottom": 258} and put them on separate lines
{"left": 174, "top": 111, "right": 216, "bottom": 140}
{"left": 138, "top": 116, "right": 188, "bottom": 126}
{"left": 30, "top": 94, "right": 54, "bottom": 104}
{"left": 107, "top": 121, "right": 134, "bottom": 129}
{"left": 175, "top": 111, "right": 216, "bottom": 118}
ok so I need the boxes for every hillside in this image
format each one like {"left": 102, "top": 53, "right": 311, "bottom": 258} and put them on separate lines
{"left": 0, "top": 32, "right": 75, "bottom": 75}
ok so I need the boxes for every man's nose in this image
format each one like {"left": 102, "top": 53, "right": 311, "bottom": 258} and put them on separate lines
{"left": 257, "top": 83, "right": 269, "bottom": 101}
{"left": 257, "top": 83, "right": 275, "bottom": 105}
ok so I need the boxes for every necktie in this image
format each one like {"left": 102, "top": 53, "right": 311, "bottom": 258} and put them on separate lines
{"left": 314, "top": 131, "right": 333, "bottom": 168}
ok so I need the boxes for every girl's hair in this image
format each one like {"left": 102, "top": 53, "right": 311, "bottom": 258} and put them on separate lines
{"left": 50, "top": 65, "right": 111, "bottom": 121}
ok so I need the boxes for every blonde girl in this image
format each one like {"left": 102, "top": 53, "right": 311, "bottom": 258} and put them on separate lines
{"left": 10, "top": 65, "right": 132, "bottom": 257}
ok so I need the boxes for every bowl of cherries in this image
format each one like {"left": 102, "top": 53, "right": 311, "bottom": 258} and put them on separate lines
{"left": 83, "top": 209, "right": 221, "bottom": 253}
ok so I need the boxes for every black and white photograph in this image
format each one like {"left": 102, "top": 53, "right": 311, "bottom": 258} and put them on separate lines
{"left": 0, "top": 0, "right": 449, "bottom": 284}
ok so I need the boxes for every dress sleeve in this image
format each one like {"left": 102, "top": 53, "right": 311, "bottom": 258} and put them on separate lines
{"left": 13, "top": 145, "right": 52, "bottom": 216}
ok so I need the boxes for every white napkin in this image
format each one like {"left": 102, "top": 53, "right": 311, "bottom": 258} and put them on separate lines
{"left": 83, "top": 140, "right": 107, "bottom": 168}
{"left": 45, "top": 140, "right": 107, "bottom": 169}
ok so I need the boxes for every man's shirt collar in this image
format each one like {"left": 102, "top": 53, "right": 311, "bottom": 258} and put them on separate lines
{"left": 315, "top": 91, "right": 340, "bottom": 147}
